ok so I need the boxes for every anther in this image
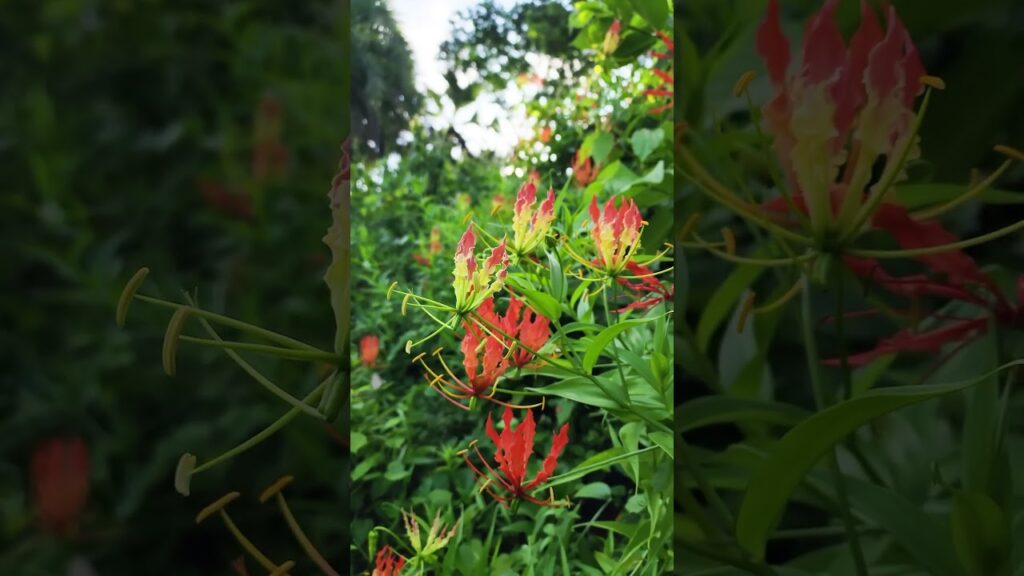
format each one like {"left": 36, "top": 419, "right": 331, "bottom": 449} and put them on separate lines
{"left": 733, "top": 70, "right": 756, "bottom": 97}
{"left": 405, "top": 340, "right": 414, "bottom": 354}
{"left": 919, "top": 75, "right": 945, "bottom": 90}
{"left": 401, "top": 293, "right": 412, "bottom": 316}
{"left": 678, "top": 213, "right": 700, "bottom": 242}
{"left": 994, "top": 144, "right": 1024, "bottom": 163}
{"left": 411, "top": 352, "right": 426, "bottom": 364}
{"left": 174, "top": 453, "right": 197, "bottom": 496}
{"left": 162, "top": 306, "right": 192, "bottom": 376}
{"left": 386, "top": 281, "right": 399, "bottom": 300}
{"left": 258, "top": 475, "right": 294, "bottom": 503}
{"left": 721, "top": 227, "right": 736, "bottom": 256}
{"left": 196, "top": 492, "right": 241, "bottom": 524}
{"left": 116, "top": 267, "right": 149, "bottom": 327}
{"left": 462, "top": 211, "right": 474, "bottom": 225}
{"left": 432, "top": 346, "right": 444, "bottom": 357}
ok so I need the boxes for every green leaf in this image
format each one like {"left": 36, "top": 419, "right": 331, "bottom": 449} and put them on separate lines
{"left": 575, "top": 482, "right": 613, "bottom": 499}
{"left": 806, "top": 470, "right": 964, "bottom": 576}
{"left": 627, "top": 0, "right": 669, "bottom": 29}
{"left": 648, "top": 430, "right": 673, "bottom": 459}
{"left": 592, "top": 131, "right": 615, "bottom": 164}
{"left": 547, "top": 251, "right": 566, "bottom": 303}
{"left": 583, "top": 317, "right": 662, "bottom": 374}
{"left": 696, "top": 258, "right": 766, "bottom": 352}
{"left": 677, "top": 396, "right": 808, "bottom": 434}
{"left": 625, "top": 493, "right": 648, "bottom": 514}
{"left": 540, "top": 446, "right": 659, "bottom": 489}
{"left": 350, "top": 431, "right": 367, "bottom": 454}
{"left": 517, "top": 286, "right": 561, "bottom": 322}
{"left": 529, "top": 376, "right": 618, "bottom": 409}
{"left": 952, "top": 491, "right": 1011, "bottom": 576}
{"left": 735, "top": 360, "right": 1024, "bottom": 559}
{"left": 629, "top": 127, "right": 663, "bottom": 161}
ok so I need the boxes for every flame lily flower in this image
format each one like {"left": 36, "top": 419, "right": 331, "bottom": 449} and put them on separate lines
{"left": 360, "top": 334, "right": 380, "bottom": 368}
{"left": 573, "top": 151, "right": 598, "bottom": 187}
{"left": 644, "top": 30, "right": 674, "bottom": 115}
{"left": 510, "top": 180, "right": 556, "bottom": 256}
{"left": 31, "top": 437, "right": 90, "bottom": 536}
{"left": 373, "top": 546, "right": 405, "bottom": 576}
{"left": 452, "top": 225, "right": 509, "bottom": 314}
{"left": 402, "top": 509, "right": 458, "bottom": 561}
{"left": 603, "top": 19, "right": 622, "bottom": 54}
{"left": 615, "top": 262, "right": 674, "bottom": 312}
{"left": 825, "top": 206, "right": 1024, "bottom": 365}
{"left": 497, "top": 296, "right": 551, "bottom": 368}
{"left": 756, "top": 0, "right": 927, "bottom": 239}
{"left": 470, "top": 296, "right": 551, "bottom": 368}
{"left": 584, "top": 196, "right": 645, "bottom": 276}
{"left": 461, "top": 406, "right": 570, "bottom": 507}
{"left": 415, "top": 299, "right": 544, "bottom": 411}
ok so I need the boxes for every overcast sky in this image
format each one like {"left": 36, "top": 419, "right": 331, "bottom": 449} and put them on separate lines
{"left": 389, "top": 0, "right": 527, "bottom": 158}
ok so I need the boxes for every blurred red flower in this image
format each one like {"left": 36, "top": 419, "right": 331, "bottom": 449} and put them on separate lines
{"left": 360, "top": 334, "right": 380, "bottom": 368}
{"left": 30, "top": 436, "right": 89, "bottom": 536}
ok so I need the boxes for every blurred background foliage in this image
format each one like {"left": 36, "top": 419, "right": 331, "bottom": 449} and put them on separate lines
{"left": 1, "top": 0, "right": 348, "bottom": 573}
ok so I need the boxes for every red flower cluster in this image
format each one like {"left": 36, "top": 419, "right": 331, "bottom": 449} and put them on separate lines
{"left": 372, "top": 546, "right": 405, "bottom": 576}
{"left": 462, "top": 406, "right": 570, "bottom": 507}
{"left": 573, "top": 150, "right": 598, "bottom": 187}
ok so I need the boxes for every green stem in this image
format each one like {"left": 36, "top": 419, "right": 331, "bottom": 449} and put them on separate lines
{"left": 135, "top": 294, "right": 321, "bottom": 352}
{"left": 179, "top": 336, "right": 339, "bottom": 363}
{"left": 192, "top": 375, "right": 331, "bottom": 475}
{"left": 847, "top": 216, "right": 1024, "bottom": 259}
{"left": 800, "top": 274, "right": 868, "bottom": 576}
{"left": 276, "top": 493, "right": 339, "bottom": 576}
{"left": 184, "top": 294, "right": 324, "bottom": 419}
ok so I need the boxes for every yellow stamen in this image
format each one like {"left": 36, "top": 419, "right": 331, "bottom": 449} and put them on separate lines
{"left": 919, "top": 75, "right": 945, "bottom": 90}
{"left": 162, "top": 306, "right": 192, "bottom": 376}
{"left": 462, "top": 211, "right": 474, "bottom": 225}
{"left": 678, "top": 213, "right": 700, "bottom": 242}
{"left": 401, "top": 293, "right": 412, "bottom": 316}
{"left": 490, "top": 203, "right": 502, "bottom": 216}
{"left": 733, "top": 70, "right": 756, "bottom": 97}
{"left": 721, "top": 227, "right": 736, "bottom": 256}
{"left": 432, "top": 346, "right": 444, "bottom": 356}
{"left": 753, "top": 279, "right": 803, "bottom": 315}
{"left": 196, "top": 492, "right": 240, "bottom": 524}
{"left": 411, "top": 352, "right": 426, "bottom": 364}
{"left": 405, "top": 340, "right": 413, "bottom": 354}
{"left": 479, "top": 476, "right": 493, "bottom": 493}
{"left": 116, "top": 267, "right": 149, "bottom": 327}
{"left": 174, "top": 453, "right": 197, "bottom": 496}
{"left": 994, "top": 144, "right": 1024, "bottom": 163}
{"left": 258, "top": 475, "right": 294, "bottom": 503}
{"left": 386, "top": 282, "right": 399, "bottom": 300}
